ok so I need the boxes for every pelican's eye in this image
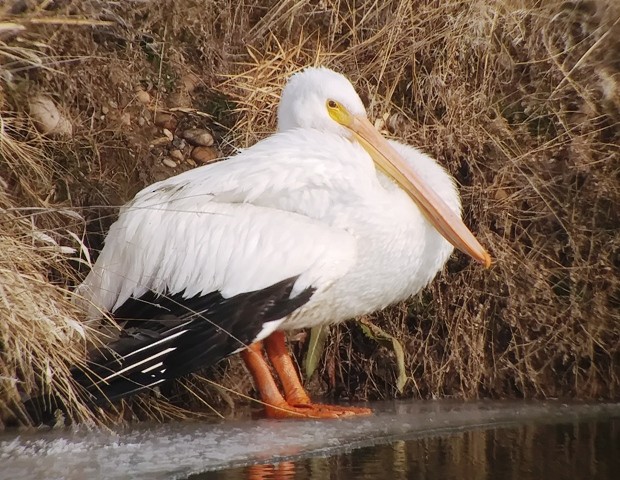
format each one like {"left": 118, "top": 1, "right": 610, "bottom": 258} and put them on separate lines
{"left": 326, "top": 99, "right": 352, "bottom": 126}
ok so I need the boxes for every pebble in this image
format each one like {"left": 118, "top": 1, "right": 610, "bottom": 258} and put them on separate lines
{"left": 181, "top": 128, "right": 214, "bottom": 147}
{"left": 154, "top": 112, "right": 177, "bottom": 131}
{"left": 150, "top": 137, "right": 170, "bottom": 147}
{"left": 162, "top": 157, "right": 177, "bottom": 168}
{"left": 135, "top": 89, "right": 150, "bottom": 104}
{"left": 168, "top": 90, "right": 191, "bottom": 108}
{"left": 163, "top": 128, "right": 173, "bottom": 141}
{"left": 28, "top": 95, "right": 73, "bottom": 137}
{"left": 172, "top": 137, "right": 187, "bottom": 150}
{"left": 191, "top": 146, "right": 219, "bottom": 164}
{"left": 169, "top": 149, "right": 184, "bottom": 161}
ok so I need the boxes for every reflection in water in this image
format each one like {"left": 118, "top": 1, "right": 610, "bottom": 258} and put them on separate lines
{"left": 198, "top": 419, "right": 619, "bottom": 480}
{"left": 244, "top": 463, "right": 296, "bottom": 480}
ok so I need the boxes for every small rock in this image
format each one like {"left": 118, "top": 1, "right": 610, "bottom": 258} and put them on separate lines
{"left": 191, "top": 146, "right": 219, "bottom": 164}
{"left": 181, "top": 128, "right": 214, "bottom": 147}
{"left": 150, "top": 137, "right": 170, "bottom": 147}
{"left": 135, "top": 89, "right": 150, "bottom": 104}
{"left": 137, "top": 116, "right": 146, "bottom": 127}
{"left": 163, "top": 128, "right": 174, "bottom": 141}
{"left": 28, "top": 95, "right": 73, "bottom": 137}
{"left": 120, "top": 112, "right": 131, "bottom": 126}
{"left": 162, "top": 157, "right": 177, "bottom": 168}
{"left": 101, "top": 106, "right": 109, "bottom": 115}
{"left": 172, "top": 137, "right": 187, "bottom": 150}
{"left": 169, "top": 149, "right": 184, "bottom": 161}
{"left": 154, "top": 112, "right": 177, "bottom": 131}
{"left": 186, "top": 158, "right": 197, "bottom": 167}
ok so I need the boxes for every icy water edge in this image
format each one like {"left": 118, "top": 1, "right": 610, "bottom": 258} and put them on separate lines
{"left": 1, "top": 400, "right": 618, "bottom": 479}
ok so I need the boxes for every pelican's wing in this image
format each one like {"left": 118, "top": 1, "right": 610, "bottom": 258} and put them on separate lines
{"left": 75, "top": 200, "right": 356, "bottom": 404}
{"left": 79, "top": 202, "right": 357, "bottom": 317}
{"left": 71, "top": 130, "right": 365, "bottom": 403}
{"left": 78, "top": 129, "right": 373, "bottom": 315}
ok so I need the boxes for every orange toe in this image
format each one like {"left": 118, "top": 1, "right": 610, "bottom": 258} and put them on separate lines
{"left": 305, "top": 403, "right": 373, "bottom": 416}
{"left": 264, "top": 401, "right": 372, "bottom": 419}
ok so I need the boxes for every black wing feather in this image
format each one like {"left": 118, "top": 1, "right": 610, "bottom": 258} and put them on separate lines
{"left": 72, "top": 276, "right": 315, "bottom": 405}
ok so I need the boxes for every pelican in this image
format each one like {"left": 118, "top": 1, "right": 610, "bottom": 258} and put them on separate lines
{"left": 67, "top": 67, "right": 490, "bottom": 419}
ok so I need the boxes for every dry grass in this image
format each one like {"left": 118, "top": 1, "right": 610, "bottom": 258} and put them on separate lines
{"left": 0, "top": 0, "right": 618, "bottom": 427}
{"left": 0, "top": 129, "right": 96, "bottom": 427}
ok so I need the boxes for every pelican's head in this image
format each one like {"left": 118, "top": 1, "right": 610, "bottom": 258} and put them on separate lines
{"left": 278, "top": 67, "right": 492, "bottom": 268}
{"left": 278, "top": 67, "right": 366, "bottom": 135}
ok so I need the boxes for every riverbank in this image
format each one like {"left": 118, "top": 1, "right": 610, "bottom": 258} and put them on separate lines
{"left": 1, "top": 0, "right": 618, "bottom": 427}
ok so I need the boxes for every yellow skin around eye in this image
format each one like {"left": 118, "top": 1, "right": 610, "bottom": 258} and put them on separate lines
{"left": 326, "top": 99, "right": 354, "bottom": 127}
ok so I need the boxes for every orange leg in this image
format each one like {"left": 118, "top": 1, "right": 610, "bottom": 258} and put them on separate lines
{"left": 263, "top": 331, "right": 310, "bottom": 405}
{"left": 262, "top": 331, "right": 372, "bottom": 418}
{"left": 242, "top": 340, "right": 323, "bottom": 418}
{"left": 240, "top": 342, "right": 287, "bottom": 411}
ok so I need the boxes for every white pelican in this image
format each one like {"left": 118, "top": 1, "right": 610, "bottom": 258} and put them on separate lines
{"left": 69, "top": 67, "right": 490, "bottom": 419}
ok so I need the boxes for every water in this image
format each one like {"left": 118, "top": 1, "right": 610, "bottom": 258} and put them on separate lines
{"left": 1, "top": 401, "right": 618, "bottom": 479}
{"left": 203, "top": 420, "right": 619, "bottom": 479}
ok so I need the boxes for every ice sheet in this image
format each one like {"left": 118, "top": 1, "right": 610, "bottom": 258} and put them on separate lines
{"left": 2, "top": 400, "right": 619, "bottom": 480}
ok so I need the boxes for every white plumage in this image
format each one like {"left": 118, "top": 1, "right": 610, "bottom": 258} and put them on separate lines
{"left": 79, "top": 130, "right": 459, "bottom": 329}
{"left": 79, "top": 69, "right": 461, "bottom": 327}
{"left": 70, "top": 67, "right": 489, "bottom": 416}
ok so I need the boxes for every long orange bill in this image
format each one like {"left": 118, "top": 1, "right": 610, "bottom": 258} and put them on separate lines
{"left": 348, "top": 115, "right": 492, "bottom": 268}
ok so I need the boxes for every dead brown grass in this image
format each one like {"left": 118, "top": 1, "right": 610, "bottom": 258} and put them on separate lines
{"left": 0, "top": 129, "right": 96, "bottom": 427}
{"left": 0, "top": 0, "right": 618, "bottom": 427}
